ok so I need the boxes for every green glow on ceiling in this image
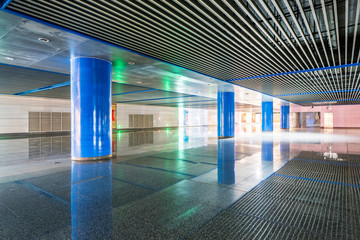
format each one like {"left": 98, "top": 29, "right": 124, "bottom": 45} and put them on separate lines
{"left": 162, "top": 75, "right": 171, "bottom": 91}
{"left": 114, "top": 59, "right": 126, "bottom": 70}
{"left": 113, "top": 58, "right": 126, "bottom": 82}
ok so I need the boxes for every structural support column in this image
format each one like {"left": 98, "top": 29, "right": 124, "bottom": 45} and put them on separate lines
{"left": 217, "top": 91, "right": 235, "bottom": 138}
{"left": 280, "top": 105, "right": 290, "bottom": 129}
{"left": 71, "top": 57, "right": 112, "bottom": 160}
{"left": 262, "top": 102, "right": 273, "bottom": 131}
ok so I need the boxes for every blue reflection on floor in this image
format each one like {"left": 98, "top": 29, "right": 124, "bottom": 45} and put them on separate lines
{"left": 71, "top": 161, "right": 112, "bottom": 239}
{"left": 0, "top": 126, "right": 360, "bottom": 239}
{"left": 217, "top": 139, "right": 235, "bottom": 185}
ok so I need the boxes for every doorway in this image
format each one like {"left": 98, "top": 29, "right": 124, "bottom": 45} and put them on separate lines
{"left": 324, "top": 113, "right": 334, "bottom": 128}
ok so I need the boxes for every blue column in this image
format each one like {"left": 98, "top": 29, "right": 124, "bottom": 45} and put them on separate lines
{"left": 71, "top": 57, "right": 112, "bottom": 160}
{"left": 217, "top": 91, "right": 235, "bottom": 138}
{"left": 71, "top": 161, "right": 112, "bottom": 239}
{"left": 262, "top": 102, "right": 273, "bottom": 131}
{"left": 217, "top": 139, "right": 235, "bottom": 184}
{"left": 280, "top": 105, "right": 290, "bottom": 129}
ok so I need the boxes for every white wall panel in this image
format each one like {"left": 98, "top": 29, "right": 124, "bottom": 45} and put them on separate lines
{"left": 116, "top": 104, "right": 210, "bottom": 129}
{"left": 290, "top": 104, "right": 360, "bottom": 128}
{"left": 0, "top": 95, "right": 212, "bottom": 133}
{"left": 0, "top": 95, "right": 70, "bottom": 133}
{"left": 208, "top": 110, "right": 217, "bottom": 126}
{"left": 116, "top": 103, "right": 179, "bottom": 128}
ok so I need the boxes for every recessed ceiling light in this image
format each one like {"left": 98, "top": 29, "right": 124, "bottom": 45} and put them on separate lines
{"left": 128, "top": 62, "right": 135, "bottom": 65}
{"left": 4, "top": 57, "right": 14, "bottom": 61}
{"left": 136, "top": 81, "right": 142, "bottom": 84}
{"left": 38, "top": 37, "right": 50, "bottom": 42}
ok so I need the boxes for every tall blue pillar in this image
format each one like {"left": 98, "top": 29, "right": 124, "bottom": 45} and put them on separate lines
{"left": 217, "top": 91, "right": 235, "bottom": 138}
{"left": 217, "top": 139, "right": 235, "bottom": 185}
{"left": 280, "top": 105, "right": 290, "bottom": 129}
{"left": 71, "top": 57, "right": 112, "bottom": 160}
{"left": 262, "top": 102, "right": 273, "bottom": 131}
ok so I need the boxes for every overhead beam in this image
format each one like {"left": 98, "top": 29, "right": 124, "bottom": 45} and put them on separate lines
{"left": 228, "top": 63, "right": 360, "bottom": 82}
{"left": 0, "top": 0, "right": 13, "bottom": 9}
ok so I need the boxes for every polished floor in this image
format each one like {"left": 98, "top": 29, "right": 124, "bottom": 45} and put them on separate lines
{"left": 193, "top": 152, "right": 360, "bottom": 239}
{"left": 0, "top": 126, "right": 360, "bottom": 239}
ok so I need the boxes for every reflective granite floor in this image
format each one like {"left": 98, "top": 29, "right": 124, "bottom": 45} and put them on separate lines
{"left": 0, "top": 126, "right": 360, "bottom": 239}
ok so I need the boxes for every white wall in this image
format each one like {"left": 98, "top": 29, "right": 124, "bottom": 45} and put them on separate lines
{"left": 0, "top": 95, "right": 70, "bottom": 134}
{"left": 208, "top": 109, "right": 217, "bottom": 126}
{"left": 178, "top": 107, "right": 209, "bottom": 127}
{"left": 209, "top": 110, "right": 263, "bottom": 127}
{"left": 291, "top": 104, "right": 360, "bottom": 128}
{"left": 116, "top": 103, "right": 179, "bottom": 128}
{"left": 116, "top": 103, "right": 210, "bottom": 128}
{"left": 0, "top": 95, "right": 212, "bottom": 133}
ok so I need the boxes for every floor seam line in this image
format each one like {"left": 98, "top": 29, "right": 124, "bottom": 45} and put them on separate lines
{"left": 116, "top": 162, "right": 196, "bottom": 177}
{"left": 15, "top": 180, "right": 70, "bottom": 208}
{"left": 112, "top": 177, "right": 159, "bottom": 191}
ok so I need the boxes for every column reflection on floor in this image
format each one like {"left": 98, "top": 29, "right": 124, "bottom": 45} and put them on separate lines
{"left": 280, "top": 140, "right": 290, "bottom": 162}
{"left": 71, "top": 160, "right": 112, "bottom": 239}
{"left": 217, "top": 138, "right": 235, "bottom": 185}
{"left": 261, "top": 137, "right": 274, "bottom": 162}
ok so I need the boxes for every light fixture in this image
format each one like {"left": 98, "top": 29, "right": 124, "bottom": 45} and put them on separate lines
{"left": 314, "top": 101, "right": 336, "bottom": 105}
{"left": 38, "top": 37, "right": 50, "bottom": 42}
{"left": 4, "top": 57, "right": 14, "bottom": 61}
{"left": 136, "top": 81, "right": 142, "bottom": 84}
{"left": 128, "top": 62, "right": 135, "bottom": 65}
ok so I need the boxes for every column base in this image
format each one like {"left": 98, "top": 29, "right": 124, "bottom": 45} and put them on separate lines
{"left": 218, "top": 136, "right": 234, "bottom": 139}
{"left": 71, "top": 154, "right": 112, "bottom": 161}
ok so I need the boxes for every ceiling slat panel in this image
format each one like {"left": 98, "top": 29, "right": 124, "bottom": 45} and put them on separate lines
{"left": 4, "top": 0, "right": 360, "bottom": 106}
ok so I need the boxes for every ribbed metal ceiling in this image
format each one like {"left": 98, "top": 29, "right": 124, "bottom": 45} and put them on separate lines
{"left": 5, "top": 0, "right": 360, "bottom": 105}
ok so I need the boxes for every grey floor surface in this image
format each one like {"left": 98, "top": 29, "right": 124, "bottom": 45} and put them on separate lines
{"left": 1, "top": 127, "right": 360, "bottom": 239}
